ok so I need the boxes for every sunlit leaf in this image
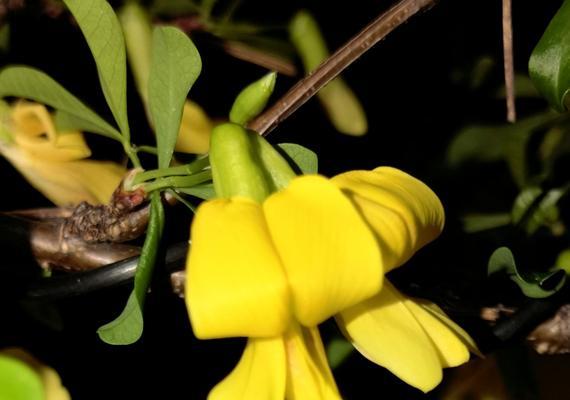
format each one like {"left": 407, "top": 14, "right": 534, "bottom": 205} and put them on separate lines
{"left": 97, "top": 192, "right": 165, "bottom": 345}
{"left": 149, "top": 26, "right": 202, "bottom": 168}
{"left": 0, "top": 67, "right": 122, "bottom": 141}
{"left": 277, "top": 143, "right": 318, "bottom": 174}
{"left": 529, "top": 0, "right": 570, "bottom": 111}
{"left": 63, "top": 0, "right": 130, "bottom": 137}
{"left": 488, "top": 247, "right": 566, "bottom": 298}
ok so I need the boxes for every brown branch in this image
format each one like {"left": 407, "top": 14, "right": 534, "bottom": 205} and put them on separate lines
{"left": 248, "top": 0, "right": 437, "bottom": 136}
{"left": 502, "top": 0, "right": 516, "bottom": 123}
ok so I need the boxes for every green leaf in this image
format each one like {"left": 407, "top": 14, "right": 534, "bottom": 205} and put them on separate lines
{"left": 177, "top": 183, "right": 216, "bottom": 200}
{"left": 525, "top": 187, "right": 567, "bottom": 235}
{"left": 98, "top": 192, "right": 165, "bottom": 345}
{"left": 277, "top": 143, "right": 318, "bottom": 174}
{"left": 529, "top": 0, "right": 570, "bottom": 111}
{"left": 0, "top": 66, "right": 122, "bottom": 141}
{"left": 512, "top": 187, "right": 543, "bottom": 224}
{"left": 289, "top": 10, "right": 367, "bottom": 136}
{"left": 488, "top": 247, "right": 566, "bottom": 298}
{"left": 0, "top": 355, "right": 44, "bottom": 400}
{"left": 53, "top": 110, "right": 119, "bottom": 138}
{"left": 511, "top": 186, "right": 568, "bottom": 235}
{"left": 446, "top": 112, "right": 558, "bottom": 187}
{"left": 250, "top": 134, "right": 296, "bottom": 191}
{"left": 230, "top": 72, "right": 276, "bottom": 126}
{"left": 326, "top": 338, "right": 354, "bottom": 369}
{"left": 149, "top": 26, "right": 202, "bottom": 169}
{"left": 63, "top": 0, "right": 130, "bottom": 137}
{"left": 461, "top": 213, "right": 511, "bottom": 233}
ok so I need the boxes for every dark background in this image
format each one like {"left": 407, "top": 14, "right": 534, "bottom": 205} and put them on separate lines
{"left": 0, "top": 0, "right": 567, "bottom": 398}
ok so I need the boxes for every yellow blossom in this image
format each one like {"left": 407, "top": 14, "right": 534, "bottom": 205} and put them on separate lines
{"left": 0, "top": 102, "right": 126, "bottom": 206}
{"left": 186, "top": 166, "right": 474, "bottom": 397}
{"left": 174, "top": 100, "right": 214, "bottom": 155}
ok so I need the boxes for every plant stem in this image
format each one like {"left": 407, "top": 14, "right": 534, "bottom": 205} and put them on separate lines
{"left": 124, "top": 142, "right": 142, "bottom": 168}
{"left": 133, "top": 156, "right": 210, "bottom": 185}
{"left": 248, "top": 0, "right": 437, "bottom": 136}
{"left": 502, "top": 0, "right": 516, "bottom": 123}
{"left": 142, "top": 170, "right": 212, "bottom": 193}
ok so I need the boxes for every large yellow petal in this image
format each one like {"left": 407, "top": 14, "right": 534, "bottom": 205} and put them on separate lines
{"left": 403, "top": 299, "right": 471, "bottom": 368}
{"left": 1, "top": 145, "right": 124, "bottom": 206}
{"left": 416, "top": 301, "right": 482, "bottom": 358}
{"left": 11, "top": 102, "right": 91, "bottom": 162}
{"left": 209, "top": 337, "right": 286, "bottom": 400}
{"left": 175, "top": 101, "right": 213, "bottom": 154}
{"left": 186, "top": 197, "right": 291, "bottom": 339}
{"left": 284, "top": 324, "right": 341, "bottom": 400}
{"left": 263, "top": 175, "right": 382, "bottom": 327}
{"left": 332, "top": 167, "right": 444, "bottom": 272}
{"left": 337, "top": 281, "right": 443, "bottom": 393}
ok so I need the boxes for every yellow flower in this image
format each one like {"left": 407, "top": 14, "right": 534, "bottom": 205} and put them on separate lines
{"left": 174, "top": 101, "right": 213, "bottom": 155}
{"left": 0, "top": 102, "right": 126, "bottom": 206}
{"left": 333, "top": 168, "right": 477, "bottom": 393}
{"left": 186, "top": 167, "right": 474, "bottom": 398}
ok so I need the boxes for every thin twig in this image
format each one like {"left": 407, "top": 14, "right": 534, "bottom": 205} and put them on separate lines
{"left": 502, "top": 0, "right": 516, "bottom": 123}
{"left": 248, "top": 0, "right": 437, "bottom": 136}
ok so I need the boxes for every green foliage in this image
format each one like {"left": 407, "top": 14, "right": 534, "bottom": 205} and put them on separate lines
{"left": 178, "top": 183, "right": 216, "bottom": 200}
{"left": 461, "top": 213, "right": 511, "bottom": 233}
{"left": 0, "top": 355, "right": 44, "bottom": 400}
{"left": 149, "top": 26, "right": 202, "bottom": 169}
{"left": 97, "top": 192, "right": 165, "bottom": 345}
{"left": 512, "top": 186, "right": 568, "bottom": 235}
{"left": 0, "top": 67, "right": 122, "bottom": 141}
{"left": 119, "top": 1, "right": 153, "bottom": 111}
{"left": 529, "top": 0, "right": 570, "bottom": 111}
{"left": 488, "top": 247, "right": 566, "bottom": 298}
{"left": 230, "top": 72, "right": 276, "bottom": 126}
{"left": 277, "top": 143, "right": 318, "bottom": 174}
{"left": 327, "top": 338, "right": 354, "bottom": 369}
{"left": 289, "top": 10, "right": 367, "bottom": 136}
{"left": 447, "top": 112, "right": 558, "bottom": 187}
{"left": 63, "top": 0, "right": 131, "bottom": 138}
{"left": 210, "top": 123, "right": 271, "bottom": 201}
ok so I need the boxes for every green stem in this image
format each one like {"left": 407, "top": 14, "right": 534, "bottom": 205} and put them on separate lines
{"left": 142, "top": 170, "right": 212, "bottom": 193}
{"left": 133, "top": 156, "right": 210, "bottom": 185}
{"left": 124, "top": 142, "right": 142, "bottom": 168}
{"left": 135, "top": 145, "right": 158, "bottom": 155}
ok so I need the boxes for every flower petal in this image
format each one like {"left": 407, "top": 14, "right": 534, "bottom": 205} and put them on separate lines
{"left": 263, "top": 175, "right": 382, "bottom": 327}
{"left": 186, "top": 197, "right": 291, "bottom": 339}
{"left": 1, "top": 146, "right": 124, "bottom": 206}
{"left": 208, "top": 336, "right": 286, "bottom": 400}
{"left": 416, "top": 301, "right": 482, "bottom": 358}
{"left": 337, "top": 280, "right": 443, "bottom": 393}
{"left": 11, "top": 102, "right": 91, "bottom": 162}
{"left": 402, "top": 299, "right": 471, "bottom": 368}
{"left": 175, "top": 101, "right": 213, "bottom": 154}
{"left": 284, "top": 324, "right": 342, "bottom": 400}
{"left": 332, "top": 167, "right": 444, "bottom": 272}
